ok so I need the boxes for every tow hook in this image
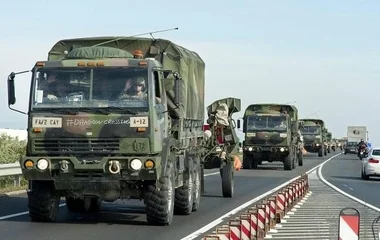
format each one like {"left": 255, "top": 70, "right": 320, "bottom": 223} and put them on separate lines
{"left": 108, "top": 160, "right": 121, "bottom": 174}
{"left": 59, "top": 160, "right": 70, "bottom": 173}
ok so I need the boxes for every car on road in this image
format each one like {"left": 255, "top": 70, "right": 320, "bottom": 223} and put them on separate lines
{"left": 361, "top": 147, "right": 380, "bottom": 180}
{"left": 344, "top": 141, "right": 358, "bottom": 154}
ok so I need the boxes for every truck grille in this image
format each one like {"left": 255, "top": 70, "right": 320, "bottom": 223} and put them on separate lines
{"left": 33, "top": 139, "right": 120, "bottom": 154}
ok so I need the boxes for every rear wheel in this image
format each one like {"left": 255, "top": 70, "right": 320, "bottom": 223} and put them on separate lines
{"left": 220, "top": 162, "right": 234, "bottom": 198}
{"left": 284, "top": 155, "right": 292, "bottom": 170}
{"left": 361, "top": 167, "right": 369, "bottom": 180}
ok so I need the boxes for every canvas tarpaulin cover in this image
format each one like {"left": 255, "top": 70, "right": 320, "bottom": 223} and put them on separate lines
{"left": 47, "top": 37, "right": 205, "bottom": 120}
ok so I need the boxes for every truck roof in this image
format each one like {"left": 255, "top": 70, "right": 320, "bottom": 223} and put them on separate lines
{"left": 47, "top": 36, "right": 206, "bottom": 120}
{"left": 244, "top": 103, "right": 298, "bottom": 121}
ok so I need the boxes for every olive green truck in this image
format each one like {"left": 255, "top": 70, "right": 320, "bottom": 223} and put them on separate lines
{"left": 7, "top": 36, "right": 211, "bottom": 225}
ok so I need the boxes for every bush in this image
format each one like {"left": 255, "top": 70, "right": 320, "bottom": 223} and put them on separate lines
{"left": 0, "top": 133, "right": 27, "bottom": 164}
{"left": 0, "top": 133, "right": 28, "bottom": 192}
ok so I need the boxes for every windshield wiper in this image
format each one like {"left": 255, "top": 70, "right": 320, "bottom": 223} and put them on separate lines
{"left": 78, "top": 108, "right": 110, "bottom": 115}
{"left": 104, "top": 107, "right": 138, "bottom": 115}
{"left": 35, "top": 108, "right": 79, "bottom": 115}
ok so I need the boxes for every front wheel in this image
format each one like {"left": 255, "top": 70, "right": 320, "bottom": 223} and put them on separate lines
{"left": 145, "top": 162, "right": 175, "bottom": 225}
{"left": 28, "top": 180, "right": 60, "bottom": 222}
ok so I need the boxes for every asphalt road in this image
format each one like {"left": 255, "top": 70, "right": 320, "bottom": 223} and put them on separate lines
{"left": 322, "top": 152, "right": 380, "bottom": 209}
{"left": 0, "top": 152, "right": 337, "bottom": 240}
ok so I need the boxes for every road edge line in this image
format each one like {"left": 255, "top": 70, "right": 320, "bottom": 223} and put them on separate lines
{"left": 180, "top": 152, "right": 342, "bottom": 240}
{"left": 318, "top": 154, "right": 380, "bottom": 213}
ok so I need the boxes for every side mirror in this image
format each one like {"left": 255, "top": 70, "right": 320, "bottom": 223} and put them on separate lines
{"left": 7, "top": 72, "right": 16, "bottom": 105}
{"left": 238, "top": 142, "right": 242, "bottom": 147}
{"left": 237, "top": 119, "right": 241, "bottom": 129}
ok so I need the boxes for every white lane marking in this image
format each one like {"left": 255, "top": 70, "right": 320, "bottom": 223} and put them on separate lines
{"left": 318, "top": 155, "right": 380, "bottom": 212}
{"left": 0, "top": 171, "right": 221, "bottom": 220}
{"left": 204, "top": 172, "right": 219, "bottom": 177}
{"left": 0, "top": 204, "right": 66, "bottom": 221}
{"left": 180, "top": 153, "right": 342, "bottom": 240}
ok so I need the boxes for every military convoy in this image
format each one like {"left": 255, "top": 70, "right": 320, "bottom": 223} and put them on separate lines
{"left": 6, "top": 34, "right": 337, "bottom": 226}
{"left": 237, "top": 104, "right": 304, "bottom": 171}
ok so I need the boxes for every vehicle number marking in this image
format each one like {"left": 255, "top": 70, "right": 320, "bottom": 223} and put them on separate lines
{"left": 32, "top": 117, "right": 62, "bottom": 128}
{"left": 130, "top": 116, "right": 148, "bottom": 127}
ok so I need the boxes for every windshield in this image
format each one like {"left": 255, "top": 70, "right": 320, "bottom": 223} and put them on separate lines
{"left": 300, "top": 126, "right": 321, "bottom": 134}
{"left": 31, "top": 67, "right": 149, "bottom": 110}
{"left": 246, "top": 115, "right": 287, "bottom": 132}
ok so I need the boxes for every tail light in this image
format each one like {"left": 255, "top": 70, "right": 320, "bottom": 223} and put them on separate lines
{"left": 368, "top": 158, "right": 379, "bottom": 163}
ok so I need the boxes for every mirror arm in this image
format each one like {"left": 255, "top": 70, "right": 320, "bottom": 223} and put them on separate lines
{"left": 9, "top": 106, "right": 27, "bottom": 115}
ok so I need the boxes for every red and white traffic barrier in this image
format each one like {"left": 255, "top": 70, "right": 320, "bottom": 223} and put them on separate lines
{"left": 202, "top": 174, "right": 312, "bottom": 240}
{"left": 338, "top": 208, "right": 360, "bottom": 240}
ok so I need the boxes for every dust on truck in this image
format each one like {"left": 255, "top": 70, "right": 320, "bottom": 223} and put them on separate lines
{"left": 6, "top": 36, "right": 206, "bottom": 225}
{"left": 237, "top": 104, "right": 303, "bottom": 171}
{"left": 299, "top": 118, "right": 326, "bottom": 157}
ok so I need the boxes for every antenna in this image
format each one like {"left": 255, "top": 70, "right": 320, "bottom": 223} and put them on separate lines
{"left": 303, "top": 110, "right": 320, "bottom": 119}
{"left": 91, "top": 27, "right": 179, "bottom": 47}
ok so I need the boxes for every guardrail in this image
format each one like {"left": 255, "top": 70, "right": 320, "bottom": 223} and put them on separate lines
{"left": 0, "top": 162, "right": 22, "bottom": 186}
{"left": 201, "top": 173, "right": 310, "bottom": 240}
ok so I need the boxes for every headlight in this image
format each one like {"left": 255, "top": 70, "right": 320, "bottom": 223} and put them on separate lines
{"left": 248, "top": 147, "right": 253, "bottom": 151}
{"left": 130, "top": 159, "right": 142, "bottom": 170}
{"left": 37, "top": 158, "right": 49, "bottom": 170}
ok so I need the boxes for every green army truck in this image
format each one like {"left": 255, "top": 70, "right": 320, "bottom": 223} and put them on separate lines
{"left": 237, "top": 104, "right": 303, "bottom": 171}
{"left": 299, "top": 119, "right": 326, "bottom": 157}
{"left": 7, "top": 36, "right": 207, "bottom": 225}
{"left": 202, "top": 97, "right": 241, "bottom": 198}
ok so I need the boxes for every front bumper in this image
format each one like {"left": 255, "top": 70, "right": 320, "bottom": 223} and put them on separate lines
{"left": 20, "top": 156, "right": 159, "bottom": 184}
{"left": 243, "top": 145, "right": 289, "bottom": 153}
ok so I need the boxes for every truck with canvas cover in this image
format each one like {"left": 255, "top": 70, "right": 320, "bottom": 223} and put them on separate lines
{"left": 202, "top": 97, "right": 241, "bottom": 198}
{"left": 299, "top": 118, "right": 326, "bottom": 157}
{"left": 6, "top": 36, "right": 206, "bottom": 225}
{"left": 237, "top": 104, "right": 303, "bottom": 171}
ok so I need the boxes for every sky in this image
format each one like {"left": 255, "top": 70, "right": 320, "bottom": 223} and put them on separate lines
{"left": 0, "top": 0, "right": 379, "bottom": 144}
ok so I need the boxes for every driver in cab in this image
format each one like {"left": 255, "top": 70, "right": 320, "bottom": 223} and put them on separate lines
{"left": 118, "top": 77, "right": 147, "bottom": 100}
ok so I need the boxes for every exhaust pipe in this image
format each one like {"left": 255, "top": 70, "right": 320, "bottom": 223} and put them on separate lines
{"left": 108, "top": 160, "right": 121, "bottom": 174}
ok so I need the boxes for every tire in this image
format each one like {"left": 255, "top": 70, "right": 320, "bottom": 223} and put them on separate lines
{"left": 242, "top": 154, "right": 252, "bottom": 169}
{"left": 220, "top": 163, "right": 234, "bottom": 198}
{"left": 192, "top": 158, "right": 201, "bottom": 212}
{"left": 145, "top": 161, "right": 175, "bottom": 225}
{"left": 28, "top": 180, "right": 60, "bottom": 222}
{"left": 292, "top": 150, "right": 296, "bottom": 169}
{"left": 284, "top": 155, "right": 292, "bottom": 170}
{"left": 318, "top": 148, "right": 323, "bottom": 157}
{"left": 361, "top": 167, "right": 369, "bottom": 180}
{"left": 298, "top": 151, "right": 303, "bottom": 166}
{"left": 174, "top": 166, "right": 194, "bottom": 215}
{"left": 89, "top": 197, "right": 102, "bottom": 212}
